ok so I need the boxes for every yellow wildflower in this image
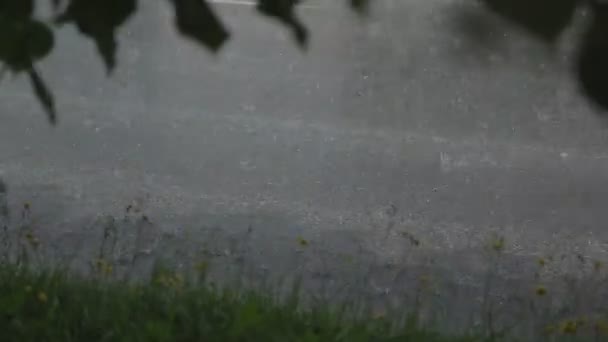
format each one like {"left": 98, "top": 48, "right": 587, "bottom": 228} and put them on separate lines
{"left": 37, "top": 291, "right": 48, "bottom": 303}
{"left": 25, "top": 231, "right": 40, "bottom": 248}
{"left": 297, "top": 236, "right": 309, "bottom": 247}
{"left": 535, "top": 285, "right": 547, "bottom": 296}
{"left": 95, "top": 259, "right": 113, "bottom": 276}
{"left": 538, "top": 258, "right": 546, "bottom": 267}
{"left": 492, "top": 237, "right": 504, "bottom": 252}
{"left": 559, "top": 320, "right": 578, "bottom": 335}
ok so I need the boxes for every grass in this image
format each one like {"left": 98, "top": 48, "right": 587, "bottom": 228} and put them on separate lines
{"left": 2, "top": 203, "right": 608, "bottom": 341}
{"left": 0, "top": 264, "right": 479, "bottom": 342}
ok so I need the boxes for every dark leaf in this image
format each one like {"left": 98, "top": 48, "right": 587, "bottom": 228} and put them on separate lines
{"left": 25, "top": 20, "right": 54, "bottom": 61}
{"left": 0, "top": 18, "right": 54, "bottom": 72}
{"left": 169, "top": 0, "right": 230, "bottom": 52}
{"left": 578, "top": 4, "right": 608, "bottom": 110}
{"left": 350, "top": 0, "right": 369, "bottom": 15}
{"left": 480, "top": 0, "right": 578, "bottom": 42}
{"left": 256, "top": 0, "right": 308, "bottom": 48}
{"left": 91, "top": 32, "right": 116, "bottom": 72}
{"left": 0, "top": 18, "right": 31, "bottom": 71}
{"left": 56, "top": 0, "right": 137, "bottom": 73}
{"left": 0, "top": 0, "right": 34, "bottom": 18}
{"left": 28, "top": 67, "right": 56, "bottom": 125}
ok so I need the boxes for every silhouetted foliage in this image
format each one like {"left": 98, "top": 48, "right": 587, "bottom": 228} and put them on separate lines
{"left": 0, "top": 0, "right": 366, "bottom": 123}
{"left": 350, "top": 0, "right": 370, "bottom": 15}
{"left": 0, "top": 0, "right": 55, "bottom": 123}
{"left": 480, "top": 0, "right": 577, "bottom": 42}
{"left": 28, "top": 67, "right": 56, "bottom": 124}
{"left": 169, "top": 0, "right": 229, "bottom": 52}
{"left": 55, "top": 0, "right": 137, "bottom": 73}
{"left": 578, "top": 2, "right": 608, "bottom": 110}
{"left": 256, "top": 0, "right": 308, "bottom": 48}
{"left": 3, "top": 0, "right": 608, "bottom": 121}
{"left": 468, "top": 0, "right": 608, "bottom": 111}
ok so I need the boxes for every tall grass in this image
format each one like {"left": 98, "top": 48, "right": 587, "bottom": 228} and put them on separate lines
{"left": 1, "top": 202, "right": 608, "bottom": 341}
{"left": 0, "top": 263, "right": 480, "bottom": 342}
